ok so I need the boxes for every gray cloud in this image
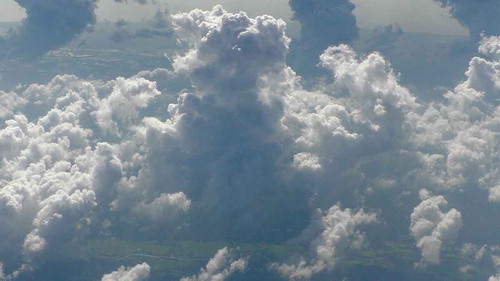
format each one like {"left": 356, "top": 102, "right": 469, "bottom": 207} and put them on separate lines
{"left": 437, "top": 0, "right": 500, "bottom": 40}
{"left": 114, "top": 0, "right": 149, "bottom": 4}
{"left": 1, "top": 0, "right": 98, "bottom": 61}
{"left": 109, "top": 10, "right": 173, "bottom": 43}
{"left": 289, "top": 0, "right": 358, "bottom": 50}
{"left": 364, "top": 24, "right": 404, "bottom": 54}
{"left": 288, "top": 0, "right": 358, "bottom": 76}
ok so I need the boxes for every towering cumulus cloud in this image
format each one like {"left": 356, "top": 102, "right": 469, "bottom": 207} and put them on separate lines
{"left": 288, "top": 0, "right": 358, "bottom": 75}
{"left": 289, "top": 0, "right": 358, "bottom": 50}
{"left": 1, "top": 0, "right": 98, "bottom": 60}
{"left": 146, "top": 5, "right": 310, "bottom": 241}
{"left": 437, "top": 0, "right": 500, "bottom": 40}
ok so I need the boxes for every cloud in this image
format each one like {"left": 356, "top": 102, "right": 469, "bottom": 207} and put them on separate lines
{"left": 131, "top": 192, "right": 191, "bottom": 223}
{"left": 1, "top": 0, "right": 98, "bottom": 61}
{"left": 364, "top": 24, "right": 404, "bottom": 54}
{"left": 0, "top": 74, "right": 190, "bottom": 275}
{"left": 410, "top": 37, "right": 500, "bottom": 198}
{"left": 273, "top": 205, "right": 377, "bottom": 280}
{"left": 410, "top": 190, "right": 462, "bottom": 265}
{"left": 436, "top": 0, "right": 500, "bottom": 39}
{"left": 289, "top": 0, "right": 358, "bottom": 49}
{"left": 139, "top": 5, "right": 310, "bottom": 241}
{"left": 479, "top": 36, "right": 500, "bottom": 58}
{"left": 0, "top": 4, "right": 499, "bottom": 280}
{"left": 101, "top": 263, "right": 150, "bottom": 281}
{"left": 114, "top": 0, "right": 149, "bottom": 4}
{"left": 287, "top": 0, "right": 359, "bottom": 76}
{"left": 109, "top": 10, "right": 173, "bottom": 43}
{"left": 23, "top": 189, "right": 97, "bottom": 258}
{"left": 180, "top": 248, "right": 247, "bottom": 281}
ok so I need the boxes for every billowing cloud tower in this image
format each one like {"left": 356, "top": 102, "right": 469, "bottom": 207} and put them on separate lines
{"left": 1, "top": 0, "right": 97, "bottom": 61}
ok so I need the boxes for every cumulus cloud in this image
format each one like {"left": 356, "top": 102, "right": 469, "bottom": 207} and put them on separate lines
{"left": 410, "top": 37, "right": 500, "bottom": 198}
{"left": 436, "top": 0, "right": 500, "bottom": 40}
{"left": 23, "top": 189, "right": 97, "bottom": 257}
{"left": 140, "top": 5, "right": 310, "bottom": 241}
{"left": 287, "top": 0, "right": 359, "bottom": 75}
{"left": 410, "top": 190, "right": 462, "bottom": 265}
{"left": 1, "top": 0, "right": 98, "bottom": 61}
{"left": 273, "top": 205, "right": 377, "bottom": 280}
{"left": 289, "top": 0, "right": 358, "bottom": 49}
{"left": 131, "top": 192, "right": 191, "bottom": 223}
{"left": 0, "top": 4, "right": 499, "bottom": 280}
{"left": 281, "top": 43, "right": 418, "bottom": 204}
{"left": 101, "top": 263, "right": 150, "bottom": 281}
{"left": 180, "top": 248, "right": 247, "bottom": 281}
{"left": 459, "top": 244, "right": 500, "bottom": 276}
{"left": 0, "top": 74, "right": 190, "bottom": 275}
{"left": 479, "top": 36, "right": 500, "bottom": 58}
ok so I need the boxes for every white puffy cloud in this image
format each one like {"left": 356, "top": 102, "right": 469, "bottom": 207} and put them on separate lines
{"left": 281, "top": 44, "right": 419, "bottom": 203}
{"left": 101, "top": 263, "right": 150, "bottom": 281}
{"left": 132, "top": 192, "right": 191, "bottom": 223}
{"left": 480, "top": 36, "right": 500, "bottom": 58}
{"left": 23, "top": 189, "right": 96, "bottom": 257}
{"left": 0, "top": 91, "right": 26, "bottom": 120}
{"left": 180, "top": 248, "right": 247, "bottom": 281}
{"left": 410, "top": 191, "right": 462, "bottom": 265}
{"left": 0, "top": 4, "right": 499, "bottom": 280}
{"left": 0, "top": 73, "right": 190, "bottom": 274}
{"left": 273, "top": 205, "right": 377, "bottom": 280}
{"left": 93, "top": 77, "right": 161, "bottom": 136}
{"left": 410, "top": 37, "right": 499, "bottom": 198}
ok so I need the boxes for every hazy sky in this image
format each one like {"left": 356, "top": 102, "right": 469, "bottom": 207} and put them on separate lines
{"left": 0, "top": 0, "right": 467, "bottom": 35}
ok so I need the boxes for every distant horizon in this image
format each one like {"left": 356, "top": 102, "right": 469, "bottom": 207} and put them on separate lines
{"left": 0, "top": 19, "right": 469, "bottom": 39}
{"left": 0, "top": 0, "right": 468, "bottom": 36}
